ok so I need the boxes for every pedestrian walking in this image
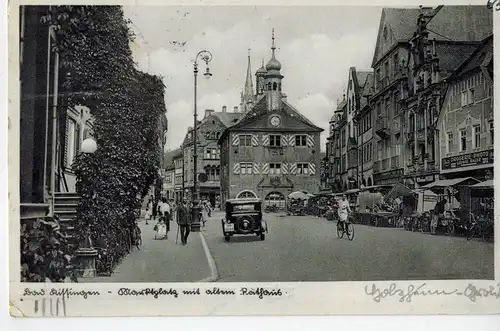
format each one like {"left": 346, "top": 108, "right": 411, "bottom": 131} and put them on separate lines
{"left": 176, "top": 199, "right": 192, "bottom": 246}
{"left": 159, "top": 197, "right": 172, "bottom": 238}
{"left": 432, "top": 198, "right": 447, "bottom": 235}
{"left": 145, "top": 197, "right": 153, "bottom": 225}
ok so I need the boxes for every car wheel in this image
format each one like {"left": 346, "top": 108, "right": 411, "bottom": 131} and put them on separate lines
{"left": 224, "top": 236, "right": 230, "bottom": 242}
{"left": 260, "top": 233, "right": 265, "bottom": 240}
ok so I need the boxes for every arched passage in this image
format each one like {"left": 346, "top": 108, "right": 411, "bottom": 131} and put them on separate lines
{"left": 236, "top": 190, "right": 257, "bottom": 199}
{"left": 265, "top": 191, "right": 286, "bottom": 210}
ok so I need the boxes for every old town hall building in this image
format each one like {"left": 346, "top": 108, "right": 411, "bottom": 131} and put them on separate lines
{"left": 218, "top": 31, "right": 323, "bottom": 209}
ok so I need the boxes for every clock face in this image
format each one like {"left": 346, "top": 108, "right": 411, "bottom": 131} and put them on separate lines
{"left": 270, "top": 116, "right": 281, "bottom": 127}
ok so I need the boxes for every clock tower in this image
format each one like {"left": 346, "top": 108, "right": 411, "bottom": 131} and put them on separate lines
{"left": 265, "top": 29, "right": 284, "bottom": 112}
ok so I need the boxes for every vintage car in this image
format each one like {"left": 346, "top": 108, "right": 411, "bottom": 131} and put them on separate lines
{"left": 221, "top": 198, "right": 268, "bottom": 241}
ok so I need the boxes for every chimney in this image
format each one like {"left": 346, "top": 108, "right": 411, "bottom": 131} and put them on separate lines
{"left": 204, "top": 109, "right": 214, "bottom": 118}
{"left": 222, "top": 106, "right": 227, "bottom": 113}
{"left": 234, "top": 106, "right": 238, "bottom": 112}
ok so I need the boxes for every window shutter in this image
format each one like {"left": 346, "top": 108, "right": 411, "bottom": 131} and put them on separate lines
{"left": 251, "top": 134, "right": 259, "bottom": 146}
{"left": 289, "top": 135, "right": 296, "bottom": 147}
{"left": 309, "top": 162, "right": 316, "bottom": 175}
{"left": 262, "top": 134, "right": 269, "bottom": 146}
{"left": 63, "top": 117, "right": 69, "bottom": 168}
{"left": 307, "top": 135, "right": 315, "bottom": 147}
{"left": 282, "top": 135, "right": 288, "bottom": 147}
{"left": 281, "top": 163, "right": 289, "bottom": 174}
{"left": 253, "top": 163, "right": 260, "bottom": 174}
{"left": 261, "top": 163, "right": 269, "bottom": 174}
{"left": 289, "top": 163, "right": 297, "bottom": 174}
{"left": 232, "top": 134, "right": 240, "bottom": 146}
{"left": 233, "top": 163, "right": 240, "bottom": 175}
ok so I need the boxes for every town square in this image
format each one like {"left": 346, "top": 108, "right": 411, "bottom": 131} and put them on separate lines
{"left": 18, "top": 5, "right": 494, "bottom": 284}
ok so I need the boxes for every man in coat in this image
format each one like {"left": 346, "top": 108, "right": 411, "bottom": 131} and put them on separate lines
{"left": 177, "top": 199, "right": 192, "bottom": 246}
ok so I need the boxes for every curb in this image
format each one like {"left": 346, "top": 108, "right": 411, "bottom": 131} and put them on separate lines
{"left": 197, "top": 232, "right": 219, "bottom": 282}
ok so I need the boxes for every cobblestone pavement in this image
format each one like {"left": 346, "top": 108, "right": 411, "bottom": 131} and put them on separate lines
{"left": 201, "top": 212, "right": 494, "bottom": 282}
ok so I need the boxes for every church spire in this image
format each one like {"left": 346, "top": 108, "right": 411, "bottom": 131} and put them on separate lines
{"left": 240, "top": 48, "right": 255, "bottom": 112}
{"left": 244, "top": 48, "right": 254, "bottom": 101}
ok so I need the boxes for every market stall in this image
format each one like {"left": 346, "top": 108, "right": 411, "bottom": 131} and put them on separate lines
{"left": 420, "top": 177, "right": 480, "bottom": 236}
{"left": 356, "top": 184, "right": 414, "bottom": 227}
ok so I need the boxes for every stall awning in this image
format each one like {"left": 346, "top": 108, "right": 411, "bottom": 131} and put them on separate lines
{"left": 471, "top": 179, "right": 493, "bottom": 189}
{"left": 422, "top": 177, "right": 480, "bottom": 189}
{"left": 344, "top": 188, "right": 360, "bottom": 195}
{"left": 386, "top": 183, "right": 414, "bottom": 199}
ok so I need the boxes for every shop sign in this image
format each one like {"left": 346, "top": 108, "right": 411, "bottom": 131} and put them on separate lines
{"left": 416, "top": 175, "right": 435, "bottom": 183}
{"left": 442, "top": 149, "right": 493, "bottom": 170}
{"left": 423, "top": 195, "right": 438, "bottom": 202}
{"left": 373, "top": 169, "right": 404, "bottom": 183}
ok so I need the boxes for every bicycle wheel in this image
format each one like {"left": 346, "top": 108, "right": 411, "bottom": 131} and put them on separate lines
{"left": 336, "top": 222, "right": 344, "bottom": 239}
{"left": 347, "top": 223, "right": 354, "bottom": 241}
{"left": 466, "top": 223, "right": 476, "bottom": 241}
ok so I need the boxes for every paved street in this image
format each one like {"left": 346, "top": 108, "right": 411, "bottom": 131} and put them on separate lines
{"left": 202, "top": 212, "right": 494, "bottom": 282}
{"left": 81, "top": 219, "right": 212, "bottom": 283}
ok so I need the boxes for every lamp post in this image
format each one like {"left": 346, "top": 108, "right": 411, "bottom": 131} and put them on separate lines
{"left": 192, "top": 50, "right": 213, "bottom": 208}
{"left": 75, "top": 137, "right": 98, "bottom": 278}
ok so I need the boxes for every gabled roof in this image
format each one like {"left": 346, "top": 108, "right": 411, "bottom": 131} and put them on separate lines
{"left": 426, "top": 6, "right": 493, "bottom": 42}
{"left": 448, "top": 35, "right": 493, "bottom": 80}
{"left": 434, "top": 42, "right": 480, "bottom": 79}
{"left": 211, "top": 111, "right": 243, "bottom": 127}
{"left": 219, "top": 95, "right": 323, "bottom": 142}
{"left": 355, "top": 70, "right": 372, "bottom": 89}
{"left": 163, "top": 148, "right": 182, "bottom": 167}
{"left": 372, "top": 8, "right": 423, "bottom": 67}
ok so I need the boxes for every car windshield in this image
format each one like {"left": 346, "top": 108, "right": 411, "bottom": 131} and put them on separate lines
{"left": 232, "top": 204, "right": 258, "bottom": 212}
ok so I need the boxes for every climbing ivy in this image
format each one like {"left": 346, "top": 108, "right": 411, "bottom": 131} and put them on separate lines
{"left": 40, "top": 6, "right": 166, "bottom": 275}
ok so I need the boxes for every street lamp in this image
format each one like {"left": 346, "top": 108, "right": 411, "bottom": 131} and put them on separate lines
{"left": 76, "top": 136, "right": 98, "bottom": 278}
{"left": 81, "top": 138, "right": 98, "bottom": 154}
{"left": 192, "top": 50, "right": 213, "bottom": 205}
{"left": 192, "top": 50, "right": 213, "bottom": 228}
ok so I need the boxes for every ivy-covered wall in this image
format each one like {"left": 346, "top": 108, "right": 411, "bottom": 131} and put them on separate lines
{"left": 21, "top": 5, "right": 167, "bottom": 280}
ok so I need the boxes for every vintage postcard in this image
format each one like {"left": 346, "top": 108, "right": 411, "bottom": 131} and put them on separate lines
{"left": 8, "top": 0, "right": 500, "bottom": 317}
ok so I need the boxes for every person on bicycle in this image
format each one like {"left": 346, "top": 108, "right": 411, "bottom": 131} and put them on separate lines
{"left": 338, "top": 194, "right": 351, "bottom": 232}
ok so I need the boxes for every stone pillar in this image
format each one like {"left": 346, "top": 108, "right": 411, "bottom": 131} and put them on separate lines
{"left": 74, "top": 247, "right": 98, "bottom": 278}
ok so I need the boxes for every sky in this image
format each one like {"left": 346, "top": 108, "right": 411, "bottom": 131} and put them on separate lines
{"left": 123, "top": 6, "right": 382, "bottom": 151}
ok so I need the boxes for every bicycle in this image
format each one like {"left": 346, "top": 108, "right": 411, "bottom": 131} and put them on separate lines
{"left": 466, "top": 214, "right": 494, "bottom": 242}
{"left": 336, "top": 220, "right": 354, "bottom": 241}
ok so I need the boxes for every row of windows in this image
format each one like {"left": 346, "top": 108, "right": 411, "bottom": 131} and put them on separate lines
{"left": 446, "top": 122, "right": 493, "bottom": 154}
{"left": 238, "top": 134, "right": 310, "bottom": 147}
{"left": 204, "top": 147, "right": 220, "bottom": 159}
{"left": 451, "top": 72, "right": 485, "bottom": 97}
{"left": 238, "top": 162, "right": 311, "bottom": 175}
{"left": 362, "top": 142, "right": 373, "bottom": 163}
{"left": 205, "top": 167, "right": 220, "bottom": 181}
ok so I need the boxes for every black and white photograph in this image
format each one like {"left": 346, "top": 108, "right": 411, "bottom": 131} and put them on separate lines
{"left": 9, "top": 1, "right": 498, "bottom": 317}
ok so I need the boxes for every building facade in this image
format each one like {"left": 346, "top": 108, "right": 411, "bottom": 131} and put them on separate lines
{"left": 183, "top": 108, "right": 241, "bottom": 206}
{"left": 219, "top": 32, "right": 324, "bottom": 209}
{"left": 353, "top": 72, "right": 375, "bottom": 188}
{"left": 326, "top": 68, "right": 373, "bottom": 193}
{"left": 370, "top": 7, "right": 427, "bottom": 186}
{"left": 401, "top": 6, "right": 493, "bottom": 188}
{"left": 369, "top": 5, "right": 493, "bottom": 187}
{"left": 436, "top": 36, "right": 493, "bottom": 181}
{"left": 162, "top": 148, "right": 181, "bottom": 200}
{"left": 173, "top": 151, "right": 184, "bottom": 202}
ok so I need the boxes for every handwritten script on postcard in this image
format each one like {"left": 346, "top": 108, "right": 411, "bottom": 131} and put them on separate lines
{"left": 22, "top": 286, "right": 285, "bottom": 300}
{"left": 365, "top": 283, "right": 500, "bottom": 303}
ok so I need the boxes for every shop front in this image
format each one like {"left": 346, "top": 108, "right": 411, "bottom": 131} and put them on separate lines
{"left": 373, "top": 168, "right": 404, "bottom": 186}
{"left": 440, "top": 149, "right": 494, "bottom": 182}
